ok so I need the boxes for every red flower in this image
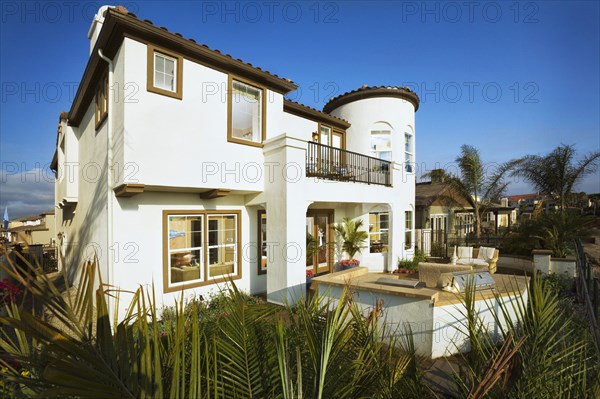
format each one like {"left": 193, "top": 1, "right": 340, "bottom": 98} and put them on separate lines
{"left": 0, "top": 278, "right": 22, "bottom": 306}
{"left": 340, "top": 259, "right": 360, "bottom": 267}
{"left": 306, "top": 269, "right": 315, "bottom": 277}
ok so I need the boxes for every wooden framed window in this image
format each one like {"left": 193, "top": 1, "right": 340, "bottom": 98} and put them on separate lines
{"left": 405, "top": 211, "right": 413, "bottom": 250}
{"left": 147, "top": 44, "right": 183, "bottom": 99}
{"left": 95, "top": 73, "right": 108, "bottom": 129}
{"left": 163, "top": 210, "right": 241, "bottom": 293}
{"left": 257, "top": 210, "right": 267, "bottom": 275}
{"left": 369, "top": 212, "right": 389, "bottom": 253}
{"left": 228, "top": 76, "right": 266, "bottom": 147}
{"left": 317, "top": 123, "right": 345, "bottom": 150}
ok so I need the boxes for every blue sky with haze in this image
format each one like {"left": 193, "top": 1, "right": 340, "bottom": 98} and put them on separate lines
{"left": 1, "top": 0, "right": 599, "bottom": 218}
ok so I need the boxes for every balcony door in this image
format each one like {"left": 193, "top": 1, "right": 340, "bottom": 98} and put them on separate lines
{"left": 318, "top": 125, "right": 345, "bottom": 172}
{"left": 306, "top": 210, "right": 334, "bottom": 275}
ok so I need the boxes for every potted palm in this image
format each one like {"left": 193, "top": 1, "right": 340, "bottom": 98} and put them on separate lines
{"left": 335, "top": 217, "right": 368, "bottom": 270}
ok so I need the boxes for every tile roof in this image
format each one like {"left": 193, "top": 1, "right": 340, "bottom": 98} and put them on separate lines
{"left": 506, "top": 193, "right": 539, "bottom": 202}
{"left": 68, "top": 6, "right": 298, "bottom": 126}
{"left": 323, "top": 85, "right": 420, "bottom": 113}
{"left": 283, "top": 99, "right": 350, "bottom": 129}
{"left": 415, "top": 182, "right": 449, "bottom": 207}
{"left": 114, "top": 7, "right": 296, "bottom": 88}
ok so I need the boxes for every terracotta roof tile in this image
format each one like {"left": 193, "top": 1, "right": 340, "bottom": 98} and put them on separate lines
{"left": 323, "top": 85, "right": 420, "bottom": 113}
{"left": 112, "top": 9, "right": 296, "bottom": 86}
{"left": 284, "top": 99, "right": 351, "bottom": 129}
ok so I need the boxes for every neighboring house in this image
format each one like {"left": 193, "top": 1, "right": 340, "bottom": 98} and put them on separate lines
{"left": 507, "top": 193, "right": 558, "bottom": 219}
{"left": 6, "top": 211, "right": 56, "bottom": 246}
{"left": 415, "top": 170, "right": 474, "bottom": 255}
{"left": 415, "top": 171, "right": 517, "bottom": 255}
{"left": 480, "top": 198, "right": 517, "bottom": 233}
{"left": 50, "top": 6, "right": 419, "bottom": 312}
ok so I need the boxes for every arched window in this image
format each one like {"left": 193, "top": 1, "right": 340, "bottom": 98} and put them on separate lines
{"left": 370, "top": 122, "right": 393, "bottom": 161}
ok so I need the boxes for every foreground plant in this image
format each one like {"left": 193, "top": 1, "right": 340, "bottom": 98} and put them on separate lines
{"left": 449, "top": 274, "right": 600, "bottom": 398}
{"left": 0, "top": 248, "right": 429, "bottom": 398}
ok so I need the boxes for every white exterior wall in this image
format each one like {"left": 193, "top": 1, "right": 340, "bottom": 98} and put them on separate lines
{"left": 282, "top": 112, "right": 317, "bottom": 141}
{"left": 111, "top": 192, "right": 263, "bottom": 311}
{"left": 58, "top": 28, "right": 419, "bottom": 311}
{"left": 121, "top": 38, "right": 284, "bottom": 192}
{"left": 56, "top": 122, "right": 79, "bottom": 205}
{"left": 328, "top": 97, "right": 416, "bottom": 262}
{"left": 431, "top": 289, "right": 528, "bottom": 358}
{"left": 318, "top": 282, "right": 528, "bottom": 359}
{"left": 56, "top": 103, "right": 109, "bottom": 289}
{"left": 319, "top": 284, "right": 435, "bottom": 357}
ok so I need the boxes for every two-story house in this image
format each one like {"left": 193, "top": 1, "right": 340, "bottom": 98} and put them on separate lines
{"left": 51, "top": 6, "right": 419, "bottom": 313}
{"left": 6, "top": 211, "right": 56, "bottom": 246}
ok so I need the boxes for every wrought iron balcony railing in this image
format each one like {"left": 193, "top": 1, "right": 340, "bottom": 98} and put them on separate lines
{"left": 306, "top": 141, "right": 392, "bottom": 187}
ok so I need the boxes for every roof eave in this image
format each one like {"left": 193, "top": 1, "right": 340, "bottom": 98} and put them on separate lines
{"left": 283, "top": 99, "right": 350, "bottom": 130}
{"left": 68, "top": 9, "right": 298, "bottom": 126}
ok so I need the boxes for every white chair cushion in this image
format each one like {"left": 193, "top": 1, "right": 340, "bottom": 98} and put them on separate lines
{"left": 456, "top": 258, "right": 473, "bottom": 266}
{"left": 478, "top": 247, "right": 496, "bottom": 261}
{"left": 457, "top": 246, "right": 473, "bottom": 260}
{"left": 471, "top": 258, "right": 490, "bottom": 267}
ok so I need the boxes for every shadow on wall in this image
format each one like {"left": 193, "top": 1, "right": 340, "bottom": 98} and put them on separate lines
{"left": 63, "top": 159, "right": 108, "bottom": 287}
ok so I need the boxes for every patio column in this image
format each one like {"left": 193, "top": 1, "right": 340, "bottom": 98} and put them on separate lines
{"left": 494, "top": 211, "right": 499, "bottom": 234}
{"left": 263, "top": 134, "right": 308, "bottom": 306}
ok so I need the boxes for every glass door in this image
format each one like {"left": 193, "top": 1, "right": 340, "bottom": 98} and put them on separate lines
{"left": 306, "top": 210, "right": 334, "bottom": 275}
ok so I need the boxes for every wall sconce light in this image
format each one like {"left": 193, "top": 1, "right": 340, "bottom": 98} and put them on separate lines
{"left": 312, "top": 131, "right": 319, "bottom": 141}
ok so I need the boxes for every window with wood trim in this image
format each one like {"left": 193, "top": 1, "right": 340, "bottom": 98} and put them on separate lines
{"left": 369, "top": 212, "right": 389, "bottom": 253}
{"left": 257, "top": 210, "right": 267, "bottom": 274}
{"left": 95, "top": 73, "right": 108, "bottom": 128}
{"left": 405, "top": 210, "right": 413, "bottom": 250}
{"left": 318, "top": 124, "right": 345, "bottom": 149}
{"left": 228, "top": 77, "right": 266, "bottom": 147}
{"left": 147, "top": 45, "right": 183, "bottom": 99}
{"left": 163, "top": 210, "right": 241, "bottom": 293}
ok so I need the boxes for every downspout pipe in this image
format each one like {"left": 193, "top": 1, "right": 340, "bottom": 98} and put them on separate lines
{"left": 98, "top": 49, "right": 114, "bottom": 317}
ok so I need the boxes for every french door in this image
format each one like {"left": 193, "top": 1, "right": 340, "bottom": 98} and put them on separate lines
{"left": 306, "top": 210, "right": 334, "bottom": 275}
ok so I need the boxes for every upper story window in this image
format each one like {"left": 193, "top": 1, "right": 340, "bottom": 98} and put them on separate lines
{"left": 318, "top": 124, "right": 345, "bottom": 149}
{"left": 155, "top": 53, "right": 176, "bottom": 91}
{"left": 404, "top": 132, "right": 414, "bottom": 173}
{"left": 371, "top": 130, "right": 392, "bottom": 161}
{"left": 147, "top": 45, "right": 183, "bottom": 99}
{"left": 228, "top": 77, "right": 266, "bottom": 147}
{"left": 95, "top": 73, "right": 108, "bottom": 129}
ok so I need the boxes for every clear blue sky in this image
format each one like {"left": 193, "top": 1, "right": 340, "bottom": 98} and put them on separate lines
{"left": 1, "top": 1, "right": 599, "bottom": 218}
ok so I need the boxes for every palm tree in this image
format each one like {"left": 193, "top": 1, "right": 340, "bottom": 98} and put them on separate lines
{"left": 426, "top": 145, "right": 516, "bottom": 240}
{"left": 512, "top": 144, "right": 600, "bottom": 212}
{"left": 334, "top": 217, "right": 369, "bottom": 259}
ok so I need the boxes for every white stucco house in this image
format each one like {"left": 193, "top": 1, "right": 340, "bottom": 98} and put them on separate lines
{"left": 51, "top": 6, "right": 420, "bottom": 313}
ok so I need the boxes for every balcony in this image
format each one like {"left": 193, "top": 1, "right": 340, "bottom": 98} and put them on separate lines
{"left": 306, "top": 141, "right": 392, "bottom": 187}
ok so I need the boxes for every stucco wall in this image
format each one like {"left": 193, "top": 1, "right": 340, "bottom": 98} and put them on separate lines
{"left": 121, "top": 38, "right": 284, "bottom": 192}
{"left": 431, "top": 289, "right": 528, "bottom": 358}
{"left": 111, "top": 192, "right": 265, "bottom": 311}
{"left": 319, "top": 284, "right": 435, "bottom": 358}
